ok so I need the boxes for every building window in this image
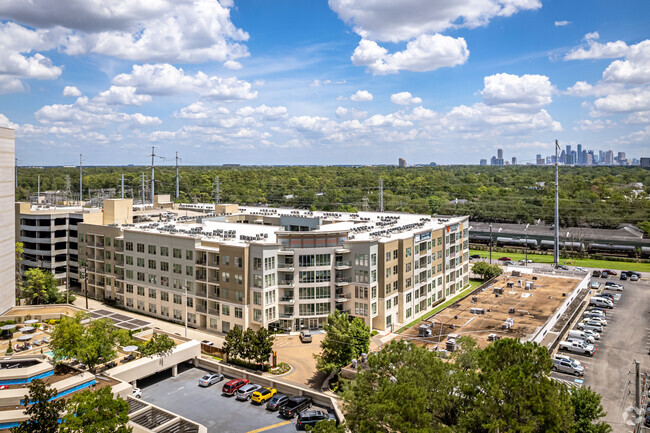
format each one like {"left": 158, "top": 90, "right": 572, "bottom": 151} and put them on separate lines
{"left": 137, "top": 258, "right": 144, "bottom": 267}
{"left": 126, "top": 284, "right": 133, "bottom": 294}
{"left": 406, "top": 247, "right": 411, "bottom": 257}
{"left": 161, "top": 247, "right": 169, "bottom": 256}
{"left": 253, "top": 257, "right": 262, "bottom": 271}
{"left": 222, "top": 305, "right": 230, "bottom": 316}
{"left": 126, "top": 256, "right": 133, "bottom": 265}
{"left": 148, "top": 303, "right": 157, "bottom": 314}
{"left": 254, "top": 308, "right": 262, "bottom": 322}
{"left": 253, "top": 274, "right": 262, "bottom": 288}
{"left": 253, "top": 292, "right": 262, "bottom": 305}
{"left": 264, "top": 274, "right": 275, "bottom": 288}
{"left": 173, "top": 264, "right": 182, "bottom": 274}
{"left": 385, "top": 252, "right": 391, "bottom": 261}
{"left": 386, "top": 299, "right": 391, "bottom": 309}
{"left": 126, "top": 242, "right": 133, "bottom": 251}
{"left": 161, "top": 276, "right": 169, "bottom": 287}
{"left": 234, "top": 257, "right": 243, "bottom": 268}
{"left": 137, "top": 272, "right": 145, "bottom": 282}
{"left": 137, "top": 286, "right": 145, "bottom": 296}
{"left": 406, "top": 307, "right": 412, "bottom": 318}
{"left": 148, "top": 245, "right": 156, "bottom": 255}
{"left": 264, "top": 257, "right": 274, "bottom": 270}
{"left": 372, "top": 302, "right": 377, "bottom": 315}
{"left": 161, "top": 291, "right": 169, "bottom": 302}
{"left": 126, "top": 270, "right": 133, "bottom": 279}
{"left": 137, "top": 243, "right": 145, "bottom": 253}
{"left": 186, "top": 250, "right": 193, "bottom": 261}
{"left": 148, "top": 289, "right": 156, "bottom": 299}
{"left": 234, "top": 307, "right": 243, "bottom": 319}
{"left": 161, "top": 262, "right": 169, "bottom": 272}
{"left": 186, "top": 266, "right": 193, "bottom": 276}
{"left": 161, "top": 306, "right": 169, "bottom": 317}
{"left": 222, "top": 255, "right": 230, "bottom": 266}
{"left": 173, "top": 248, "right": 182, "bottom": 259}
{"left": 173, "top": 309, "right": 182, "bottom": 320}
{"left": 173, "top": 294, "right": 182, "bottom": 304}
{"left": 222, "top": 272, "right": 230, "bottom": 282}
{"left": 148, "top": 260, "right": 156, "bottom": 269}
{"left": 371, "top": 253, "right": 377, "bottom": 266}
{"left": 393, "top": 250, "right": 398, "bottom": 259}
{"left": 186, "top": 297, "right": 193, "bottom": 308}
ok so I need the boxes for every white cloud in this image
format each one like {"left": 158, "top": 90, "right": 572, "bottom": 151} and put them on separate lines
{"left": 224, "top": 60, "right": 243, "bottom": 70}
{"left": 335, "top": 106, "right": 367, "bottom": 119}
{"left": 311, "top": 79, "right": 332, "bottom": 87}
{"left": 62, "top": 86, "right": 82, "bottom": 97}
{"left": 0, "top": 113, "right": 18, "bottom": 129}
{"left": 236, "top": 105, "right": 288, "bottom": 120}
{"left": 564, "top": 32, "right": 629, "bottom": 60}
{"left": 602, "top": 40, "right": 650, "bottom": 84}
{"left": 0, "top": 0, "right": 250, "bottom": 64}
{"left": 574, "top": 119, "right": 615, "bottom": 131}
{"left": 112, "top": 63, "right": 258, "bottom": 100}
{"left": 554, "top": 21, "right": 571, "bottom": 27}
{"left": 481, "top": 73, "right": 554, "bottom": 110}
{"left": 93, "top": 86, "right": 151, "bottom": 106}
{"left": 592, "top": 88, "right": 650, "bottom": 113}
{"left": 0, "top": 76, "right": 24, "bottom": 94}
{"left": 329, "top": 0, "right": 541, "bottom": 42}
{"left": 391, "top": 91, "right": 423, "bottom": 105}
{"left": 351, "top": 34, "right": 469, "bottom": 74}
{"left": 350, "top": 90, "right": 373, "bottom": 102}
{"left": 175, "top": 102, "right": 230, "bottom": 120}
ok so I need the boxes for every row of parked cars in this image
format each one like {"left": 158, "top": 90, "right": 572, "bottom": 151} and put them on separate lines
{"left": 592, "top": 269, "right": 641, "bottom": 281}
{"left": 555, "top": 280, "right": 624, "bottom": 376}
{"left": 196, "top": 373, "right": 336, "bottom": 429}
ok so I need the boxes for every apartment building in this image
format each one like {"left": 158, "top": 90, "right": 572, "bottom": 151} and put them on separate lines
{"left": 78, "top": 203, "right": 469, "bottom": 333}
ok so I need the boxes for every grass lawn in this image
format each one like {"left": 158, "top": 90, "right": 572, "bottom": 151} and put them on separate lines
{"left": 396, "top": 279, "right": 485, "bottom": 334}
{"left": 469, "top": 249, "right": 650, "bottom": 273}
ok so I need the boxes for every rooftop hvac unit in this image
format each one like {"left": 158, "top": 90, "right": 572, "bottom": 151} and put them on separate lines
{"left": 470, "top": 308, "right": 486, "bottom": 315}
{"left": 446, "top": 338, "right": 457, "bottom": 352}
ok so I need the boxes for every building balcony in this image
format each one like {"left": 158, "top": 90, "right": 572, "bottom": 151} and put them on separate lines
{"left": 278, "top": 265, "right": 294, "bottom": 272}
{"left": 278, "top": 280, "right": 294, "bottom": 288}
{"left": 208, "top": 308, "right": 220, "bottom": 316}
{"left": 279, "top": 313, "right": 294, "bottom": 319}
{"left": 335, "top": 293, "right": 351, "bottom": 302}
{"left": 335, "top": 247, "right": 350, "bottom": 254}
{"left": 279, "top": 297, "right": 295, "bottom": 304}
{"left": 196, "top": 304, "right": 207, "bottom": 314}
{"left": 196, "top": 289, "right": 207, "bottom": 298}
{"left": 334, "top": 260, "right": 351, "bottom": 270}
{"left": 335, "top": 277, "right": 350, "bottom": 286}
{"left": 278, "top": 250, "right": 294, "bottom": 256}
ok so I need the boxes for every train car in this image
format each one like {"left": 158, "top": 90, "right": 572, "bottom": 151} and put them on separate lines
{"left": 495, "top": 237, "right": 513, "bottom": 247}
{"left": 539, "top": 240, "right": 554, "bottom": 251}
{"left": 469, "top": 234, "right": 491, "bottom": 245}
{"left": 587, "top": 243, "right": 637, "bottom": 258}
{"left": 641, "top": 246, "right": 650, "bottom": 259}
{"left": 496, "top": 237, "right": 538, "bottom": 248}
{"left": 539, "top": 240, "right": 584, "bottom": 251}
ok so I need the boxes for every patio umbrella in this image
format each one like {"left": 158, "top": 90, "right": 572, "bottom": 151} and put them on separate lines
{"left": 19, "top": 327, "right": 34, "bottom": 333}
{"left": 24, "top": 319, "right": 38, "bottom": 324}
{"left": 0, "top": 325, "right": 15, "bottom": 330}
{"left": 122, "top": 345, "right": 139, "bottom": 352}
{"left": 17, "top": 335, "right": 31, "bottom": 342}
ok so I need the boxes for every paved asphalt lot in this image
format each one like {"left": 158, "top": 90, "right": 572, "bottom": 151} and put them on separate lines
{"left": 138, "top": 367, "right": 303, "bottom": 433}
{"left": 551, "top": 275, "right": 650, "bottom": 432}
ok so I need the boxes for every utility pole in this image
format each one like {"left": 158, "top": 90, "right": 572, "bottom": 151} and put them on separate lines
{"left": 150, "top": 146, "right": 155, "bottom": 204}
{"left": 554, "top": 140, "right": 560, "bottom": 266}
{"left": 635, "top": 359, "right": 641, "bottom": 428}
{"left": 121, "top": 174, "right": 125, "bottom": 199}
{"left": 378, "top": 178, "right": 383, "bottom": 212}
{"left": 184, "top": 281, "right": 188, "bottom": 338}
{"left": 214, "top": 176, "right": 220, "bottom": 204}
{"left": 79, "top": 154, "right": 83, "bottom": 203}
{"left": 489, "top": 223, "right": 493, "bottom": 265}
{"left": 37, "top": 175, "right": 40, "bottom": 204}
{"left": 141, "top": 172, "right": 145, "bottom": 206}
{"left": 175, "top": 151, "right": 180, "bottom": 199}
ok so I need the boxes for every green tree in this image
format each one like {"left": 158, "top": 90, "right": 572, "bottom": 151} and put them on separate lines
{"left": 471, "top": 262, "right": 502, "bottom": 281}
{"left": 427, "top": 195, "right": 445, "bottom": 215}
{"left": 60, "top": 386, "right": 132, "bottom": 433}
{"left": 137, "top": 333, "right": 175, "bottom": 358}
{"left": 569, "top": 386, "right": 612, "bottom": 433}
{"left": 223, "top": 326, "right": 243, "bottom": 361}
{"left": 11, "top": 379, "right": 65, "bottom": 433}
{"left": 242, "top": 328, "right": 257, "bottom": 363}
{"left": 20, "top": 268, "right": 71, "bottom": 305}
{"left": 639, "top": 220, "right": 650, "bottom": 237}
{"left": 50, "top": 311, "right": 86, "bottom": 362}
{"left": 15, "top": 242, "right": 23, "bottom": 298}
{"left": 254, "top": 328, "right": 275, "bottom": 366}
{"left": 77, "top": 318, "right": 130, "bottom": 372}
{"left": 315, "top": 310, "right": 370, "bottom": 374}
{"left": 309, "top": 420, "right": 346, "bottom": 433}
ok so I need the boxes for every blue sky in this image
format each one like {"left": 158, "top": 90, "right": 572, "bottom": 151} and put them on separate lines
{"left": 1, "top": 0, "right": 649, "bottom": 166}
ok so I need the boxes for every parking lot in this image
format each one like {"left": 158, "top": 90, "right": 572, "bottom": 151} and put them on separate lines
{"left": 550, "top": 273, "right": 650, "bottom": 432}
{"left": 138, "top": 366, "right": 321, "bottom": 433}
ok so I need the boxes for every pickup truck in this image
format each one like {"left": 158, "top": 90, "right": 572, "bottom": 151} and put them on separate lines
{"left": 559, "top": 340, "right": 596, "bottom": 356}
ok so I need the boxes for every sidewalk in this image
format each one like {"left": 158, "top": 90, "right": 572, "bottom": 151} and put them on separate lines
{"left": 72, "top": 297, "right": 226, "bottom": 347}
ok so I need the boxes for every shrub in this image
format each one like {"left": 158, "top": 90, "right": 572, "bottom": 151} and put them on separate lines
{"left": 371, "top": 330, "right": 379, "bottom": 336}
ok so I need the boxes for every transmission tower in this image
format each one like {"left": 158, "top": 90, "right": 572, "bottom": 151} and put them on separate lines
{"left": 214, "top": 176, "right": 221, "bottom": 204}
{"left": 378, "top": 178, "right": 383, "bottom": 212}
{"left": 554, "top": 139, "right": 560, "bottom": 265}
{"left": 175, "top": 151, "right": 181, "bottom": 199}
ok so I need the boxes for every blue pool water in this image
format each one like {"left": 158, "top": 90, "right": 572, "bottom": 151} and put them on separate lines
{"left": 0, "top": 369, "right": 54, "bottom": 386}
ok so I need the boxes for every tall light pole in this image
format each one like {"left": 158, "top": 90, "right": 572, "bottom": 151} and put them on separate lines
{"left": 489, "top": 224, "right": 493, "bottom": 264}
{"left": 554, "top": 139, "right": 560, "bottom": 266}
{"left": 524, "top": 223, "right": 530, "bottom": 266}
{"left": 183, "top": 282, "right": 188, "bottom": 338}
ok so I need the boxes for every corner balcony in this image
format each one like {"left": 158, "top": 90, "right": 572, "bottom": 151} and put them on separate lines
{"left": 334, "top": 260, "right": 351, "bottom": 270}
{"left": 335, "top": 293, "right": 351, "bottom": 303}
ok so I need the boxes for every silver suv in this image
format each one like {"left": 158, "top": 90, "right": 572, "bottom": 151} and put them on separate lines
{"left": 553, "top": 356, "right": 584, "bottom": 376}
{"left": 236, "top": 384, "right": 262, "bottom": 401}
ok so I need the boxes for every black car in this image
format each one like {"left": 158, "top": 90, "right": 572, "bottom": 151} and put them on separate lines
{"left": 296, "top": 410, "right": 337, "bottom": 430}
{"left": 620, "top": 273, "right": 627, "bottom": 280}
{"left": 266, "top": 394, "right": 289, "bottom": 411}
{"left": 469, "top": 254, "right": 481, "bottom": 259}
{"left": 555, "top": 265, "right": 569, "bottom": 270}
{"left": 626, "top": 270, "right": 641, "bottom": 278}
{"left": 592, "top": 270, "right": 601, "bottom": 277}
{"left": 279, "top": 396, "right": 312, "bottom": 418}
{"left": 600, "top": 271, "right": 608, "bottom": 278}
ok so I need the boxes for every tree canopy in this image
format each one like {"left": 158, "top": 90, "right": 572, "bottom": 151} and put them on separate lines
{"left": 340, "top": 337, "right": 611, "bottom": 433}
{"left": 60, "top": 386, "right": 131, "bottom": 433}
{"left": 315, "top": 310, "right": 370, "bottom": 374}
{"left": 223, "top": 326, "right": 275, "bottom": 368}
{"left": 136, "top": 332, "right": 175, "bottom": 358}
{"left": 471, "top": 262, "right": 503, "bottom": 281}
{"left": 20, "top": 268, "right": 73, "bottom": 305}
{"left": 11, "top": 379, "right": 65, "bottom": 433}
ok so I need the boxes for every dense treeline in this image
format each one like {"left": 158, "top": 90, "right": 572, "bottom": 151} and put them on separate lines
{"left": 17, "top": 165, "right": 650, "bottom": 228}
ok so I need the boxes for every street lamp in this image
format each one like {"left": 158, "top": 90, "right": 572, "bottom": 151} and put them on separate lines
{"left": 524, "top": 223, "right": 530, "bottom": 266}
{"left": 183, "top": 282, "right": 188, "bottom": 338}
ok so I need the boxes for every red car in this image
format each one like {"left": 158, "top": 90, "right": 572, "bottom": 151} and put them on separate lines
{"left": 498, "top": 257, "right": 511, "bottom": 261}
{"left": 222, "top": 378, "right": 249, "bottom": 395}
{"left": 602, "top": 270, "right": 617, "bottom": 276}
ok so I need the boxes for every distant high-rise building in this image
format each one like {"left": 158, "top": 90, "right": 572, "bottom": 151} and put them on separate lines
{"left": 599, "top": 150, "right": 604, "bottom": 163}
{"left": 604, "top": 150, "right": 614, "bottom": 165}
{"left": 429, "top": 162, "right": 437, "bottom": 167}
{"left": 577, "top": 144, "right": 583, "bottom": 164}
{"left": 536, "top": 154, "right": 545, "bottom": 165}
{"left": 511, "top": 157, "right": 517, "bottom": 165}
{"left": 586, "top": 153, "right": 593, "bottom": 165}
{"left": 398, "top": 158, "right": 406, "bottom": 167}
{"left": 480, "top": 159, "right": 487, "bottom": 166}
{"left": 640, "top": 157, "right": 650, "bottom": 168}
{"left": 497, "top": 149, "right": 503, "bottom": 160}
{"left": 617, "top": 152, "right": 626, "bottom": 164}
{"left": 559, "top": 150, "right": 566, "bottom": 163}
{"left": 490, "top": 156, "right": 498, "bottom": 166}
{"left": 566, "top": 145, "right": 572, "bottom": 156}
{"left": 581, "top": 150, "right": 587, "bottom": 165}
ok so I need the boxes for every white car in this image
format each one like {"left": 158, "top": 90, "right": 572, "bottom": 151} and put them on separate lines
{"left": 577, "top": 320, "right": 603, "bottom": 332}
{"left": 604, "top": 283, "right": 623, "bottom": 291}
{"left": 132, "top": 388, "right": 142, "bottom": 398}
{"left": 198, "top": 372, "right": 224, "bottom": 387}
{"left": 519, "top": 259, "right": 533, "bottom": 264}
{"left": 574, "top": 267, "right": 586, "bottom": 272}
{"left": 201, "top": 340, "right": 215, "bottom": 346}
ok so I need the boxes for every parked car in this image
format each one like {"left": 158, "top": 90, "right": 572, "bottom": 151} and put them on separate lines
{"left": 222, "top": 378, "right": 249, "bottom": 396}
{"left": 504, "top": 260, "right": 517, "bottom": 265}
{"left": 620, "top": 273, "right": 627, "bottom": 280}
{"left": 201, "top": 340, "right": 214, "bottom": 346}
{"left": 198, "top": 372, "right": 224, "bottom": 387}
{"left": 583, "top": 315, "right": 607, "bottom": 326}
{"left": 626, "top": 270, "right": 641, "bottom": 278}
{"left": 132, "top": 388, "right": 142, "bottom": 399}
{"left": 266, "top": 394, "right": 290, "bottom": 411}
{"left": 519, "top": 259, "right": 533, "bottom": 264}
{"left": 582, "top": 328, "right": 601, "bottom": 340}
{"left": 569, "top": 330, "right": 596, "bottom": 344}
{"left": 589, "top": 281, "right": 600, "bottom": 289}
{"left": 604, "top": 282, "right": 623, "bottom": 291}
{"left": 592, "top": 270, "right": 601, "bottom": 277}
{"left": 600, "top": 271, "right": 609, "bottom": 278}
{"left": 630, "top": 274, "right": 639, "bottom": 281}
{"left": 552, "top": 356, "right": 585, "bottom": 376}
{"left": 296, "top": 410, "right": 337, "bottom": 430}
{"left": 589, "top": 297, "right": 613, "bottom": 309}
{"left": 299, "top": 330, "right": 312, "bottom": 343}
{"left": 598, "top": 292, "right": 616, "bottom": 301}
{"left": 280, "top": 396, "right": 313, "bottom": 418}
{"left": 584, "top": 311, "right": 606, "bottom": 321}
{"left": 469, "top": 254, "right": 481, "bottom": 259}
{"left": 251, "top": 387, "right": 277, "bottom": 404}
{"left": 574, "top": 266, "right": 586, "bottom": 272}
{"left": 577, "top": 320, "right": 604, "bottom": 333}
{"left": 587, "top": 307, "right": 607, "bottom": 317}
{"left": 555, "top": 264, "right": 569, "bottom": 270}
{"left": 559, "top": 340, "right": 595, "bottom": 356}
{"left": 236, "top": 384, "right": 262, "bottom": 401}
{"left": 498, "top": 257, "right": 511, "bottom": 261}
{"left": 602, "top": 269, "right": 617, "bottom": 276}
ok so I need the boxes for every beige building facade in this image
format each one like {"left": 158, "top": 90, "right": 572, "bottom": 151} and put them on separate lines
{"left": 0, "top": 128, "right": 15, "bottom": 313}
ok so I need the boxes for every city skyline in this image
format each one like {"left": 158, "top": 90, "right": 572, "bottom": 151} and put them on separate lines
{"left": 0, "top": 1, "right": 649, "bottom": 166}
{"left": 481, "top": 146, "right": 642, "bottom": 166}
